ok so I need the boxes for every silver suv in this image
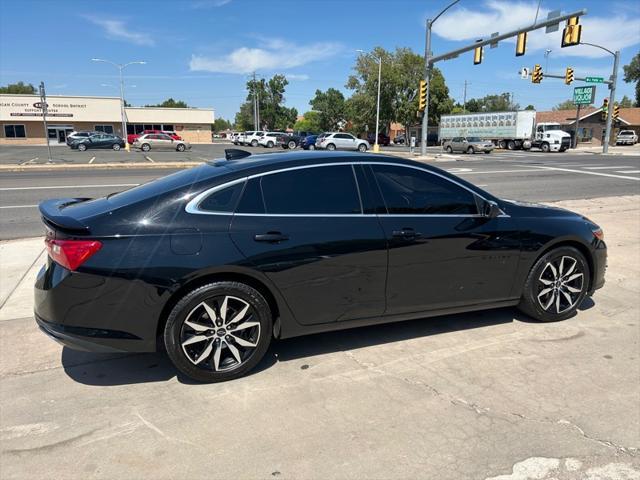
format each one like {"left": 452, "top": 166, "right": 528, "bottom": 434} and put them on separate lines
{"left": 316, "top": 132, "right": 370, "bottom": 152}
{"left": 443, "top": 136, "right": 494, "bottom": 154}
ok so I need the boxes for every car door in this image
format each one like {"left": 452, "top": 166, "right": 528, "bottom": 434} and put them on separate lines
{"left": 92, "top": 134, "right": 107, "bottom": 148}
{"left": 156, "top": 134, "right": 174, "bottom": 150}
{"left": 229, "top": 163, "right": 388, "bottom": 325}
{"left": 450, "top": 137, "right": 460, "bottom": 152}
{"left": 367, "top": 163, "right": 521, "bottom": 315}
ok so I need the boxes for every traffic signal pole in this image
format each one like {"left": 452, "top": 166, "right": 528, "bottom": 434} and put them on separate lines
{"left": 602, "top": 50, "right": 620, "bottom": 154}
{"left": 420, "top": 7, "right": 587, "bottom": 155}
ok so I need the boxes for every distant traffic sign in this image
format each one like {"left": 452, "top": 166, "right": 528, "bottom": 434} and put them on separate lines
{"left": 573, "top": 85, "right": 596, "bottom": 105}
{"left": 585, "top": 76, "right": 604, "bottom": 83}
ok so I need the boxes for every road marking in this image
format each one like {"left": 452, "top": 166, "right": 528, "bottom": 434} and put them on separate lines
{"left": 0, "top": 204, "right": 38, "bottom": 209}
{"left": 89, "top": 156, "right": 96, "bottom": 164}
{"left": 616, "top": 170, "right": 640, "bottom": 174}
{"left": 145, "top": 155, "right": 155, "bottom": 163}
{"left": 0, "top": 183, "right": 138, "bottom": 191}
{"left": 18, "top": 157, "right": 38, "bottom": 166}
{"left": 446, "top": 168, "right": 473, "bottom": 173}
{"left": 456, "top": 169, "right": 534, "bottom": 175}
{"left": 521, "top": 165, "right": 640, "bottom": 181}
{"left": 584, "top": 166, "right": 631, "bottom": 170}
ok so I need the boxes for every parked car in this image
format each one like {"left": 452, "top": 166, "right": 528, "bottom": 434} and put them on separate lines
{"left": 69, "top": 133, "right": 125, "bottom": 151}
{"left": 316, "top": 132, "right": 370, "bottom": 152}
{"left": 300, "top": 134, "right": 319, "bottom": 150}
{"left": 442, "top": 136, "right": 494, "bottom": 154}
{"left": 393, "top": 134, "right": 406, "bottom": 145}
{"left": 128, "top": 130, "right": 182, "bottom": 145}
{"left": 35, "top": 150, "right": 607, "bottom": 382}
{"left": 133, "top": 133, "right": 191, "bottom": 152}
{"left": 278, "top": 131, "right": 315, "bottom": 149}
{"left": 367, "top": 133, "right": 391, "bottom": 146}
{"left": 258, "top": 132, "right": 286, "bottom": 148}
{"left": 241, "top": 131, "right": 265, "bottom": 147}
{"left": 66, "top": 131, "right": 97, "bottom": 146}
{"left": 616, "top": 130, "right": 638, "bottom": 145}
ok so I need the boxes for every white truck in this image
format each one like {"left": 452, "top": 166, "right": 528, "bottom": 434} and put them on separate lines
{"left": 439, "top": 110, "right": 571, "bottom": 153}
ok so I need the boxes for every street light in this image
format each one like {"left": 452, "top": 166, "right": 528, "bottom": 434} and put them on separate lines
{"left": 357, "top": 50, "right": 382, "bottom": 153}
{"left": 578, "top": 42, "right": 620, "bottom": 154}
{"left": 91, "top": 58, "right": 146, "bottom": 149}
{"left": 421, "top": 0, "right": 462, "bottom": 155}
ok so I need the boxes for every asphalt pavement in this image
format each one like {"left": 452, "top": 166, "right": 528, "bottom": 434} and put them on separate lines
{"left": 1, "top": 152, "right": 638, "bottom": 240}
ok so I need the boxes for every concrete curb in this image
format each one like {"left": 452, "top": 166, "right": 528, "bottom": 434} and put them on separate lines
{"left": 0, "top": 162, "right": 202, "bottom": 172}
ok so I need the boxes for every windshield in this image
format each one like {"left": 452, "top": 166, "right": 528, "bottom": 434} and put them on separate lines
{"left": 467, "top": 137, "right": 482, "bottom": 142}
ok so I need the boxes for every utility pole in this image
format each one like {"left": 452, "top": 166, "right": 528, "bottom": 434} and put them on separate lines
{"left": 39, "top": 82, "right": 53, "bottom": 163}
{"left": 252, "top": 72, "right": 258, "bottom": 130}
{"left": 603, "top": 50, "right": 620, "bottom": 154}
{"left": 421, "top": 16, "right": 433, "bottom": 155}
{"left": 462, "top": 80, "right": 469, "bottom": 113}
{"left": 574, "top": 103, "right": 581, "bottom": 148}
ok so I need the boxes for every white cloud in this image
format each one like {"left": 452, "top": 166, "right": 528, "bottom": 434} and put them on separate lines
{"left": 189, "top": 39, "right": 342, "bottom": 74}
{"left": 287, "top": 74, "right": 309, "bottom": 81}
{"left": 191, "top": 0, "right": 232, "bottom": 8}
{"left": 431, "top": 1, "right": 640, "bottom": 58}
{"left": 85, "top": 17, "right": 155, "bottom": 46}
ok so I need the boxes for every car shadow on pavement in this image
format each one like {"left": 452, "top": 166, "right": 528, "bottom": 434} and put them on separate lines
{"left": 61, "top": 307, "right": 522, "bottom": 387}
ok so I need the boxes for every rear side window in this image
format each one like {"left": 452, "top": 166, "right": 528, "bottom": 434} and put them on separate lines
{"left": 371, "top": 164, "right": 478, "bottom": 215}
{"left": 260, "top": 166, "right": 361, "bottom": 214}
{"left": 199, "top": 181, "right": 245, "bottom": 213}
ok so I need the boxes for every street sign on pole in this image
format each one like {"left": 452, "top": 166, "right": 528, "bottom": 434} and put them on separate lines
{"left": 573, "top": 85, "right": 596, "bottom": 105}
{"left": 585, "top": 76, "right": 604, "bottom": 83}
{"left": 520, "top": 67, "right": 530, "bottom": 79}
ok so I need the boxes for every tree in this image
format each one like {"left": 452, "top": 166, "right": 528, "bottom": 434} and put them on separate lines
{"left": 622, "top": 51, "right": 640, "bottom": 106}
{"left": 525, "top": 104, "right": 535, "bottom": 110}
{"left": 294, "top": 111, "right": 323, "bottom": 132}
{"left": 234, "top": 74, "right": 298, "bottom": 131}
{"left": 213, "top": 118, "right": 232, "bottom": 132}
{"left": 309, "top": 88, "right": 347, "bottom": 131}
{"left": 553, "top": 99, "right": 576, "bottom": 111}
{"left": 465, "top": 93, "right": 519, "bottom": 112}
{"left": 618, "top": 95, "right": 634, "bottom": 108}
{"left": 0, "top": 81, "right": 36, "bottom": 94}
{"left": 146, "top": 98, "right": 189, "bottom": 108}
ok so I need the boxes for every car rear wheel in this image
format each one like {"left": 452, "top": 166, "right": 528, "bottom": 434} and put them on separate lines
{"left": 308, "top": 144, "right": 315, "bottom": 150}
{"left": 267, "top": 141, "right": 274, "bottom": 148}
{"left": 326, "top": 143, "right": 336, "bottom": 151}
{"left": 499, "top": 140, "right": 507, "bottom": 149}
{"left": 446, "top": 146, "right": 453, "bottom": 153}
{"left": 507, "top": 140, "right": 516, "bottom": 150}
{"left": 358, "top": 143, "right": 367, "bottom": 152}
{"left": 78, "top": 144, "right": 87, "bottom": 152}
{"left": 112, "top": 143, "right": 121, "bottom": 151}
{"left": 466, "top": 146, "right": 474, "bottom": 154}
{"left": 251, "top": 140, "right": 258, "bottom": 147}
{"left": 518, "top": 246, "right": 589, "bottom": 322}
{"left": 176, "top": 144, "right": 186, "bottom": 152}
{"left": 164, "top": 281, "right": 272, "bottom": 383}
{"left": 287, "top": 140, "right": 296, "bottom": 149}
{"left": 141, "top": 143, "right": 151, "bottom": 152}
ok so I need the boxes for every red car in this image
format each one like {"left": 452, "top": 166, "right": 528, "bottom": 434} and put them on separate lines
{"left": 127, "top": 130, "right": 181, "bottom": 144}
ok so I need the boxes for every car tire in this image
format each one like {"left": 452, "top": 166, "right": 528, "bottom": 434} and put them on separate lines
{"left": 112, "top": 144, "right": 121, "bottom": 151}
{"left": 518, "top": 246, "right": 590, "bottom": 322}
{"left": 176, "top": 144, "right": 186, "bottom": 152}
{"left": 78, "top": 144, "right": 87, "bottom": 152}
{"left": 499, "top": 140, "right": 507, "bottom": 149}
{"left": 141, "top": 143, "right": 151, "bottom": 152}
{"left": 358, "top": 143, "right": 367, "bottom": 152}
{"left": 251, "top": 140, "right": 258, "bottom": 147}
{"left": 287, "top": 140, "right": 296, "bottom": 149}
{"left": 484, "top": 150, "right": 491, "bottom": 154}
{"left": 308, "top": 144, "right": 315, "bottom": 150}
{"left": 164, "top": 281, "right": 273, "bottom": 383}
{"left": 507, "top": 140, "right": 516, "bottom": 150}
{"left": 326, "top": 143, "right": 336, "bottom": 151}
{"left": 267, "top": 141, "right": 274, "bottom": 148}
{"left": 541, "top": 142, "right": 550, "bottom": 153}
{"left": 446, "top": 146, "right": 453, "bottom": 153}
{"left": 467, "top": 146, "right": 474, "bottom": 154}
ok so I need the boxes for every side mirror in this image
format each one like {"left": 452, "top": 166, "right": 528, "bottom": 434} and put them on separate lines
{"left": 482, "top": 200, "right": 501, "bottom": 218}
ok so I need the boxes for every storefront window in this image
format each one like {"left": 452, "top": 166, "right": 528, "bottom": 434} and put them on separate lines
{"left": 4, "top": 125, "right": 26, "bottom": 138}
{"left": 95, "top": 125, "right": 114, "bottom": 134}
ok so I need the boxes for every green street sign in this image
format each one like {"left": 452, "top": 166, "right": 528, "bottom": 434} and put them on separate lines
{"left": 585, "top": 76, "right": 604, "bottom": 83}
{"left": 573, "top": 85, "right": 596, "bottom": 105}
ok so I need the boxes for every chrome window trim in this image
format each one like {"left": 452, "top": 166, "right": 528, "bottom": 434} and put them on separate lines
{"left": 185, "top": 161, "right": 509, "bottom": 218}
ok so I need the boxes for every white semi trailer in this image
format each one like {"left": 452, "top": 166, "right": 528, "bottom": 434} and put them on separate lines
{"left": 439, "top": 110, "right": 572, "bottom": 152}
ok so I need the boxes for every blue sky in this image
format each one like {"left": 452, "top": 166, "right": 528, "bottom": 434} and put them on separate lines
{"left": 1, "top": 0, "right": 638, "bottom": 121}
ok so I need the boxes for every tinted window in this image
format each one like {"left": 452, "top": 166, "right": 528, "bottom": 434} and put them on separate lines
{"left": 199, "top": 181, "right": 245, "bottom": 212}
{"left": 261, "top": 166, "right": 361, "bottom": 214}
{"left": 371, "top": 165, "right": 477, "bottom": 215}
{"left": 236, "top": 178, "right": 265, "bottom": 214}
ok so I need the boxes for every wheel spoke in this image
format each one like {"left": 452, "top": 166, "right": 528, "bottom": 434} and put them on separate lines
{"left": 559, "top": 257, "right": 566, "bottom": 277}
{"left": 230, "top": 334, "right": 258, "bottom": 348}
{"left": 194, "top": 341, "right": 213, "bottom": 364}
{"left": 182, "top": 334, "right": 211, "bottom": 347}
{"left": 547, "top": 262, "right": 558, "bottom": 280}
{"left": 537, "top": 287, "right": 553, "bottom": 299}
{"left": 212, "top": 341, "right": 222, "bottom": 371}
{"left": 555, "top": 291, "right": 562, "bottom": 313}
{"left": 560, "top": 289, "right": 573, "bottom": 305}
{"left": 539, "top": 278, "right": 553, "bottom": 286}
{"left": 219, "top": 296, "right": 229, "bottom": 322}
{"left": 542, "top": 291, "right": 555, "bottom": 310}
{"left": 562, "top": 257, "right": 576, "bottom": 278}
{"left": 226, "top": 303, "right": 250, "bottom": 326}
{"left": 184, "top": 320, "right": 210, "bottom": 332}
{"left": 229, "top": 320, "right": 260, "bottom": 332}
{"left": 566, "top": 273, "right": 583, "bottom": 283}
{"left": 226, "top": 340, "right": 242, "bottom": 364}
{"left": 201, "top": 301, "right": 218, "bottom": 323}
{"left": 565, "top": 285, "right": 581, "bottom": 293}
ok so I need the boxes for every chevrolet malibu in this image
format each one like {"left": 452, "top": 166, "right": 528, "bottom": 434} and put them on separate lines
{"left": 35, "top": 151, "right": 607, "bottom": 382}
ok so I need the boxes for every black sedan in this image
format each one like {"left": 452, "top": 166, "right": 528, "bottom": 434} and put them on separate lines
{"left": 35, "top": 151, "right": 607, "bottom": 382}
{"left": 69, "top": 133, "right": 125, "bottom": 151}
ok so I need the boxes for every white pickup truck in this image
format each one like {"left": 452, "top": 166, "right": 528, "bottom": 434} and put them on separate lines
{"left": 439, "top": 110, "right": 572, "bottom": 153}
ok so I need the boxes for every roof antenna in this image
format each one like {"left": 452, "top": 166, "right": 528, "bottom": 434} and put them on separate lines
{"left": 225, "top": 149, "right": 251, "bottom": 161}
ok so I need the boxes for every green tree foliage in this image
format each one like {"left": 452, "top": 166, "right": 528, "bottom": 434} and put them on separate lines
{"left": 213, "top": 118, "right": 232, "bottom": 132}
{"left": 618, "top": 95, "right": 634, "bottom": 108}
{"left": 146, "top": 98, "right": 189, "bottom": 108}
{"left": 622, "top": 51, "right": 640, "bottom": 106}
{"left": 464, "top": 93, "right": 519, "bottom": 112}
{"left": 235, "top": 75, "right": 298, "bottom": 131}
{"left": 294, "top": 111, "right": 322, "bottom": 132}
{"left": 345, "top": 47, "right": 454, "bottom": 134}
{"left": 553, "top": 99, "right": 576, "bottom": 111}
{"left": 309, "top": 88, "right": 347, "bottom": 131}
{"left": 0, "top": 81, "right": 36, "bottom": 94}
{"left": 525, "top": 104, "right": 535, "bottom": 110}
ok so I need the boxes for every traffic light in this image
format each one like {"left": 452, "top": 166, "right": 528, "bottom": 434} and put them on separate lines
{"left": 601, "top": 98, "right": 609, "bottom": 121}
{"left": 515, "top": 32, "right": 527, "bottom": 57}
{"left": 613, "top": 103, "right": 620, "bottom": 122}
{"left": 561, "top": 17, "right": 582, "bottom": 48}
{"left": 531, "top": 64, "right": 543, "bottom": 84}
{"left": 418, "top": 80, "right": 427, "bottom": 111}
{"left": 564, "top": 67, "right": 574, "bottom": 85}
{"left": 473, "top": 40, "right": 483, "bottom": 65}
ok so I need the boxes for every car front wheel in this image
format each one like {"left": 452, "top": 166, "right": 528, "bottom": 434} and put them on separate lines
{"left": 112, "top": 143, "right": 121, "bottom": 151}
{"left": 251, "top": 140, "right": 258, "bottom": 147}
{"left": 358, "top": 143, "right": 367, "bottom": 152}
{"left": 164, "top": 281, "right": 273, "bottom": 383}
{"left": 78, "top": 144, "right": 87, "bottom": 151}
{"left": 287, "top": 140, "right": 296, "bottom": 149}
{"left": 467, "top": 146, "right": 474, "bottom": 154}
{"left": 518, "top": 246, "right": 589, "bottom": 322}
{"left": 141, "top": 143, "right": 151, "bottom": 152}
{"left": 176, "top": 144, "right": 186, "bottom": 152}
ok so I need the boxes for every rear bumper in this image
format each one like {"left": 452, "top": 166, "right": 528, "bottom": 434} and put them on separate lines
{"left": 35, "top": 314, "right": 131, "bottom": 353}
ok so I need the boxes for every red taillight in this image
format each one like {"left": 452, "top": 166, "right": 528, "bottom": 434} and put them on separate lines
{"left": 45, "top": 239, "right": 102, "bottom": 271}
